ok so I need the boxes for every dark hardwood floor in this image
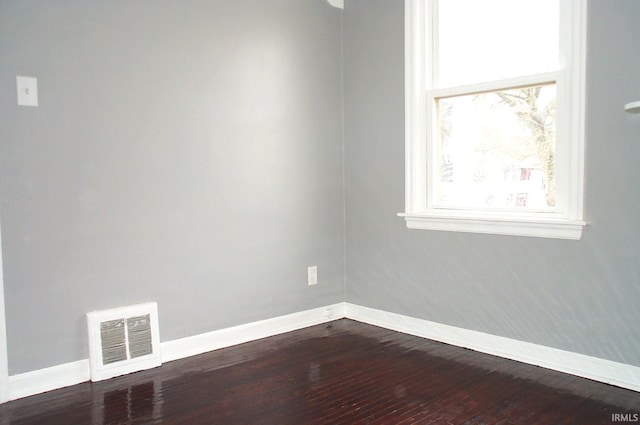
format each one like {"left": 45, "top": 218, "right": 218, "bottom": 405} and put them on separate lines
{"left": 1, "top": 319, "right": 639, "bottom": 424}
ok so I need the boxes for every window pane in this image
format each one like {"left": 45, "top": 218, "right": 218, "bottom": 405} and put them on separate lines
{"left": 435, "top": 85, "right": 556, "bottom": 210}
{"left": 436, "top": 0, "right": 559, "bottom": 87}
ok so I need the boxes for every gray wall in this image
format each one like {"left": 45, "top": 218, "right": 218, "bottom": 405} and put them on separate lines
{"left": 2, "top": 0, "right": 640, "bottom": 378}
{"left": 344, "top": 0, "right": 640, "bottom": 367}
{"left": 0, "top": 0, "right": 344, "bottom": 374}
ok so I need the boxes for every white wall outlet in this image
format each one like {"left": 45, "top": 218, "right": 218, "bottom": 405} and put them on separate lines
{"left": 308, "top": 266, "right": 318, "bottom": 286}
{"left": 17, "top": 76, "right": 38, "bottom": 107}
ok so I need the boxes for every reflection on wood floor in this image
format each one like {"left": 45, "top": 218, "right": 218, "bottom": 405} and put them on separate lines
{"left": 1, "top": 319, "right": 639, "bottom": 424}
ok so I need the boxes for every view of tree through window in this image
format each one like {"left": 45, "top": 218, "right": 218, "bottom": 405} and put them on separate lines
{"left": 433, "top": 0, "right": 559, "bottom": 211}
{"left": 436, "top": 84, "right": 556, "bottom": 209}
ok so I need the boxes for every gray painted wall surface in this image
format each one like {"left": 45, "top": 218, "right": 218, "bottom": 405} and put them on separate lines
{"left": 1, "top": 0, "right": 640, "bottom": 378}
{"left": 344, "top": 0, "right": 640, "bottom": 366}
{"left": 0, "top": 0, "right": 344, "bottom": 374}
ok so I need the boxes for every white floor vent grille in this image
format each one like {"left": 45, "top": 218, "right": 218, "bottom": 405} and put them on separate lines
{"left": 87, "top": 302, "right": 162, "bottom": 382}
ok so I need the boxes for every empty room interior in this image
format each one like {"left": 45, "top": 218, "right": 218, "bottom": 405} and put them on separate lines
{"left": 1, "top": 0, "right": 639, "bottom": 423}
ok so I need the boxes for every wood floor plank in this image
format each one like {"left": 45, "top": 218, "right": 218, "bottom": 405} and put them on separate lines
{"left": 0, "top": 319, "right": 638, "bottom": 424}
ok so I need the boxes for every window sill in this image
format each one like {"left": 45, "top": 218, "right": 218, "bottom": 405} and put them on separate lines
{"left": 398, "top": 211, "right": 585, "bottom": 240}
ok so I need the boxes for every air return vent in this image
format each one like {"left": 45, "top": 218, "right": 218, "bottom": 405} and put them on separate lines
{"left": 87, "top": 302, "right": 161, "bottom": 382}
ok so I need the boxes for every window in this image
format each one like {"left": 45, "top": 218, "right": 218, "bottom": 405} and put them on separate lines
{"left": 401, "top": 0, "right": 586, "bottom": 239}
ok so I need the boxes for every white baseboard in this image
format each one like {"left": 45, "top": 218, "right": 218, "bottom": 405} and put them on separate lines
{"left": 7, "top": 360, "right": 90, "bottom": 402}
{"left": 345, "top": 303, "right": 640, "bottom": 393}
{"left": 5, "top": 303, "right": 345, "bottom": 402}
{"left": 161, "top": 303, "right": 346, "bottom": 363}
{"left": 5, "top": 301, "right": 639, "bottom": 402}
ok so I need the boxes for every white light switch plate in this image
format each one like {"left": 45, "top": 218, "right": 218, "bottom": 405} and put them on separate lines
{"left": 17, "top": 76, "right": 38, "bottom": 107}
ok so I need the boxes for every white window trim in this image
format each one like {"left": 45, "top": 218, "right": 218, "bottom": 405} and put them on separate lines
{"left": 400, "top": 0, "right": 587, "bottom": 240}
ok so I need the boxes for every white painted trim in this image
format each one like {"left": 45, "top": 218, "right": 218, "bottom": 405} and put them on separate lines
{"left": 7, "top": 360, "right": 90, "bottom": 402}
{"left": 161, "top": 303, "right": 346, "bottom": 363}
{"left": 405, "top": 0, "right": 428, "bottom": 213}
{"left": 429, "top": 72, "right": 560, "bottom": 100}
{"left": 0, "top": 221, "right": 7, "bottom": 404}
{"left": 6, "top": 302, "right": 640, "bottom": 402}
{"left": 326, "top": 0, "right": 344, "bottom": 9}
{"left": 4, "top": 303, "right": 346, "bottom": 401}
{"left": 624, "top": 101, "right": 640, "bottom": 113}
{"left": 399, "top": 212, "right": 586, "bottom": 239}
{"left": 345, "top": 303, "right": 640, "bottom": 393}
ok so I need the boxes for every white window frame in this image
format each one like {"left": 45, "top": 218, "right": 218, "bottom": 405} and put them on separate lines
{"left": 400, "top": 0, "right": 587, "bottom": 240}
